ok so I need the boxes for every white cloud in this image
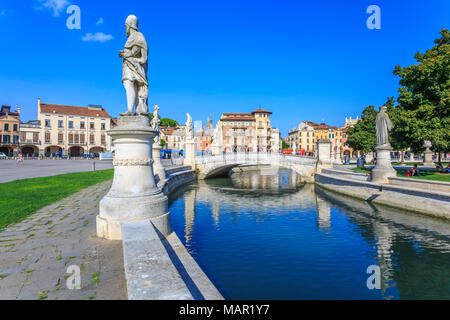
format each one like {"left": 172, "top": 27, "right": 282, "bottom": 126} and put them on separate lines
{"left": 82, "top": 32, "right": 114, "bottom": 43}
{"left": 96, "top": 17, "right": 104, "bottom": 25}
{"left": 38, "top": 0, "right": 70, "bottom": 17}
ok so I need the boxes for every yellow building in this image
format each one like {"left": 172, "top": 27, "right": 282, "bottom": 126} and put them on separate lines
{"left": 35, "top": 98, "right": 113, "bottom": 156}
{"left": 218, "top": 108, "right": 279, "bottom": 152}
{"left": 288, "top": 121, "right": 316, "bottom": 155}
{"left": 0, "top": 105, "right": 20, "bottom": 156}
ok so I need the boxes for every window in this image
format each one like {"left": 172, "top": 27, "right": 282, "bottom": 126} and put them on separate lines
{"left": 33, "top": 133, "right": 39, "bottom": 142}
{"left": 101, "top": 123, "right": 106, "bottom": 130}
{"left": 68, "top": 133, "right": 73, "bottom": 144}
{"left": 74, "top": 134, "right": 79, "bottom": 144}
{"left": 69, "top": 121, "right": 73, "bottom": 128}
{"left": 45, "top": 132, "right": 50, "bottom": 143}
{"left": 90, "top": 134, "right": 94, "bottom": 144}
{"left": 58, "top": 120, "right": 63, "bottom": 128}
{"left": 3, "top": 135, "right": 10, "bottom": 143}
{"left": 58, "top": 133, "right": 63, "bottom": 143}
{"left": 45, "top": 119, "right": 51, "bottom": 127}
{"left": 4, "top": 124, "right": 9, "bottom": 131}
{"left": 13, "top": 124, "right": 18, "bottom": 132}
{"left": 80, "top": 134, "right": 85, "bottom": 144}
{"left": 259, "top": 121, "right": 262, "bottom": 126}
{"left": 13, "top": 135, "right": 19, "bottom": 143}
{"left": 80, "top": 121, "right": 85, "bottom": 129}
{"left": 90, "top": 122, "right": 95, "bottom": 129}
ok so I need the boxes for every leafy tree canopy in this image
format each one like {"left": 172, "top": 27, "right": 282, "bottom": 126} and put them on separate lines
{"left": 393, "top": 28, "right": 449, "bottom": 153}
{"left": 148, "top": 113, "right": 179, "bottom": 127}
{"left": 346, "top": 105, "right": 377, "bottom": 153}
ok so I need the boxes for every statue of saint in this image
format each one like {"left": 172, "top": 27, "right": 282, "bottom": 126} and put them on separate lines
{"left": 375, "top": 106, "right": 393, "bottom": 147}
{"left": 186, "top": 113, "right": 194, "bottom": 140}
{"left": 151, "top": 105, "right": 161, "bottom": 144}
{"left": 119, "top": 15, "right": 149, "bottom": 116}
{"left": 150, "top": 105, "right": 160, "bottom": 129}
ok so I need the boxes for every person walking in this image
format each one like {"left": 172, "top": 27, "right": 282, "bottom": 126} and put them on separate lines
{"left": 17, "top": 153, "right": 23, "bottom": 165}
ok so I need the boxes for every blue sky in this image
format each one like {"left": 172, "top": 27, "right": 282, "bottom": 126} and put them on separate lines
{"left": 0, "top": 0, "right": 448, "bottom": 136}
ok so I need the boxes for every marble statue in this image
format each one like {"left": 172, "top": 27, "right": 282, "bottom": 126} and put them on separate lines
{"left": 151, "top": 105, "right": 160, "bottom": 144}
{"left": 186, "top": 113, "right": 194, "bottom": 140}
{"left": 119, "top": 15, "right": 149, "bottom": 116}
{"left": 375, "top": 106, "right": 393, "bottom": 147}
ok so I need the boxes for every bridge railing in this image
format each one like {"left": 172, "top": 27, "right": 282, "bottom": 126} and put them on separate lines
{"left": 194, "top": 152, "right": 317, "bottom": 165}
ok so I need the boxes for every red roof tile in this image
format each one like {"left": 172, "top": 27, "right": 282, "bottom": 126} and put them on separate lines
{"left": 40, "top": 103, "right": 111, "bottom": 118}
{"left": 252, "top": 108, "right": 272, "bottom": 114}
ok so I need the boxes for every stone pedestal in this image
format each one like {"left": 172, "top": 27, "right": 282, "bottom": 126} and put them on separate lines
{"left": 96, "top": 116, "right": 171, "bottom": 240}
{"left": 335, "top": 149, "right": 342, "bottom": 165}
{"left": 210, "top": 142, "right": 220, "bottom": 156}
{"left": 423, "top": 151, "right": 434, "bottom": 166}
{"left": 152, "top": 143, "right": 166, "bottom": 181}
{"left": 184, "top": 139, "right": 195, "bottom": 166}
{"left": 316, "top": 139, "right": 332, "bottom": 172}
{"left": 371, "top": 145, "right": 396, "bottom": 183}
{"left": 365, "top": 152, "right": 374, "bottom": 164}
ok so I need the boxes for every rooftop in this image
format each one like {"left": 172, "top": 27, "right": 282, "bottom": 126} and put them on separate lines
{"left": 39, "top": 103, "right": 111, "bottom": 118}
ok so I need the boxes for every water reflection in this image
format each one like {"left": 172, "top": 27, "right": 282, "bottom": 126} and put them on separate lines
{"left": 169, "top": 168, "right": 450, "bottom": 299}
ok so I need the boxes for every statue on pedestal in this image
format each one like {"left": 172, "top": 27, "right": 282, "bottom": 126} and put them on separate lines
{"left": 375, "top": 106, "right": 393, "bottom": 147}
{"left": 119, "top": 15, "right": 149, "bottom": 116}
{"left": 371, "top": 106, "right": 396, "bottom": 183}
{"left": 151, "top": 105, "right": 160, "bottom": 144}
{"left": 186, "top": 113, "right": 194, "bottom": 140}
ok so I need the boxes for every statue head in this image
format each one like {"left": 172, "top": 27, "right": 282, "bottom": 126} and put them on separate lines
{"left": 125, "top": 15, "right": 138, "bottom": 36}
{"left": 381, "top": 106, "right": 387, "bottom": 113}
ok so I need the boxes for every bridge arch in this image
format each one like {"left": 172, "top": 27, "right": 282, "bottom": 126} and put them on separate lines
{"left": 194, "top": 153, "right": 317, "bottom": 181}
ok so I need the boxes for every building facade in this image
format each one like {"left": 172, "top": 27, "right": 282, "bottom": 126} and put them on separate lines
{"left": 288, "top": 116, "right": 361, "bottom": 158}
{"left": 218, "top": 108, "right": 280, "bottom": 152}
{"left": 0, "top": 105, "right": 20, "bottom": 156}
{"left": 160, "top": 125, "right": 186, "bottom": 151}
{"left": 30, "top": 98, "right": 113, "bottom": 157}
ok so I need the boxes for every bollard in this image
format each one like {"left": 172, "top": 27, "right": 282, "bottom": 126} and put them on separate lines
{"left": 92, "top": 159, "right": 96, "bottom": 171}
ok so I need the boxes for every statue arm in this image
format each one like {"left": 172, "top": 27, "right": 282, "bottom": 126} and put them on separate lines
{"left": 122, "top": 46, "right": 140, "bottom": 59}
{"left": 386, "top": 116, "right": 393, "bottom": 131}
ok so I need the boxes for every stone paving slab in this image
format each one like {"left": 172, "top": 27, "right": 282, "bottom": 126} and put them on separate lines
{"left": 0, "top": 180, "right": 127, "bottom": 300}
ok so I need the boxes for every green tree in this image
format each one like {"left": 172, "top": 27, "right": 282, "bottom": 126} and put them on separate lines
{"left": 148, "top": 113, "right": 179, "bottom": 127}
{"left": 393, "top": 29, "right": 450, "bottom": 163}
{"left": 160, "top": 138, "right": 166, "bottom": 148}
{"left": 282, "top": 140, "right": 289, "bottom": 150}
{"left": 346, "top": 105, "right": 378, "bottom": 154}
{"left": 160, "top": 118, "right": 178, "bottom": 127}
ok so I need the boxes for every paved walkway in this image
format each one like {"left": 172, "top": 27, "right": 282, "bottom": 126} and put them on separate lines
{"left": 0, "top": 159, "right": 113, "bottom": 183}
{"left": 0, "top": 180, "right": 126, "bottom": 300}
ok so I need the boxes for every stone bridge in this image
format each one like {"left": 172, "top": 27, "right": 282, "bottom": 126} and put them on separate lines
{"left": 191, "top": 152, "right": 318, "bottom": 181}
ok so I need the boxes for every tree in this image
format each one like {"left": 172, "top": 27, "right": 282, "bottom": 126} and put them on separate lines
{"left": 346, "top": 105, "right": 378, "bottom": 154}
{"left": 393, "top": 29, "right": 450, "bottom": 163}
{"left": 160, "top": 138, "right": 166, "bottom": 148}
{"left": 160, "top": 118, "right": 178, "bottom": 127}
{"left": 282, "top": 140, "right": 289, "bottom": 150}
{"left": 148, "top": 113, "right": 179, "bottom": 127}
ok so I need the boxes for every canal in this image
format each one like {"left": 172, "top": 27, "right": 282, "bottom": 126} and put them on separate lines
{"left": 168, "top": 168, "right": 450, "bottom": 299}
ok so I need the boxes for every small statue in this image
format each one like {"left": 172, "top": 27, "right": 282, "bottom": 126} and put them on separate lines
{"left": 375, "top": 106, "right": 393, "bottom": 147}
{"left": 186, "top": 113, "right": 194, "bottom": 140}
{"left": 119, "top": 15, "right": 149, "bottom": 116}
{"left": 151, "top": 105, "right": 161, "bottom": 144}
{"left": 150, "top": 105, "right": 160, "bottom": 129}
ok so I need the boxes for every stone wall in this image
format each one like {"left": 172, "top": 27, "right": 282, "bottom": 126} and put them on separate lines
{"left": 315, "top": 172, "right": 450, "bottom": 219}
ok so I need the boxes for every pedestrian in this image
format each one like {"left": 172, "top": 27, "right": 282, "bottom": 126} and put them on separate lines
{"left": 17, "top": 153, "right": 23, "bottom": 165}
{"left": 407, "top": 164, "right": 419, "bottom": 176}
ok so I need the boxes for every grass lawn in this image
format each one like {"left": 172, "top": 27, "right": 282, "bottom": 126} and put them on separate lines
{"left": 391, "top": 162, "right": 449, "bottom": 166}
{"left": 351, "top": 167, "right": 450, "bottom": 182}
{"left": 0, "top": 169, "right": 113, "bottom": 231}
